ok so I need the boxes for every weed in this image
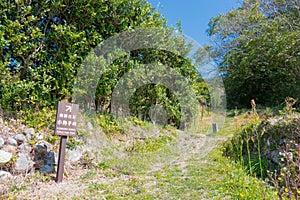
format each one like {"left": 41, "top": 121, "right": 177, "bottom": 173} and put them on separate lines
{"left": 126, "top": 135, "right": 173, "bottom": 153}
{"left": 80, "top": 171, "right": 96, "bottom": 179}
{"left": 66, "top": 137, "right": 82, "bottom": 150}
{"left": 9, "top": 185, "right": 27, "bottom": 192}
{"left": 269, "top": 142, "right": 300, "bottom": 200}
{"left": 19, "top": 107, "right": 56, "bottom": 133}
{"left": 32, "top": 171, "right": 52, "bottom": 182}
{"left": 97, "top": 114, "right": 123, "bottom": 135}
{"left": 223, "top": 99, "right": 300, "bottom": 199}
{"left": 96, "top": 161, "right": 111, "bottom": 170}
{"left": 88, "top": 182, "right": 106, "bottom": 192}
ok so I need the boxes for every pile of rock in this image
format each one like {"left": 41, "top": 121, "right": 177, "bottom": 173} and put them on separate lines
{"left": 0, "top": 119, "right": 57, "bottom": 183}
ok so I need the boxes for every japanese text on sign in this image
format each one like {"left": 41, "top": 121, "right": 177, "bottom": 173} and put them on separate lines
{"left": 55, "top": 101, "right": 79, "bottom": 137}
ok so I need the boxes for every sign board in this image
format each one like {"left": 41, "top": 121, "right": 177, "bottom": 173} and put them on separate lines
{"left": 55, "top": 101, "right": 79, "bottom": 137}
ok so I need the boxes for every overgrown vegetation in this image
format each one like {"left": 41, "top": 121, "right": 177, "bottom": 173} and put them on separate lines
{"left": 1, "top": 0, "right": 300, "bottom": 199}
{"left": 0, "top": 0, "right": 165, "bottom": 110}
{"left": 0, "top": 0, "right": 210, "bottom": 128}
{"left": 223, "top": 98, "right": 300, "bottom": 199}
{"left": 206, "top": 0, "right": 300, "bottom": 107}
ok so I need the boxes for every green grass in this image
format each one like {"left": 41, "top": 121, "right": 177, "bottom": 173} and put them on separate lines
{"left": 72, "top": 139, "right": 275, "bottom": 199}
{"left": 5, "top": 110, "right": 278, "bottom": 199}
{"left": 68, "top": 112, "right": 277, "bottom": 199}
{"left": 126, "top": 135, "right": 174, "bottom": 153}
{"left": 72, "top": 148, "right": 275, "bottom": 199}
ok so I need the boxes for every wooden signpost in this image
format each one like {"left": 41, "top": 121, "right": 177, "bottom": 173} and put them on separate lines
{"left": 55, "top": 101, "right": 79, "bottom": 183}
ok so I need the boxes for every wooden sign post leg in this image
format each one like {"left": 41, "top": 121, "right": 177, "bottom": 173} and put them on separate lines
{"left": 56, "top": 136, "right": 68, "bottom": 183}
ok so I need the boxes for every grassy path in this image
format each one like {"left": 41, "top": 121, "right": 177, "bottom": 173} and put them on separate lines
{"left": 5, "top": 128, "right": 274, "bottom": 199}
{"left": 75, "top": 132, "right": 229, "bottom": 199}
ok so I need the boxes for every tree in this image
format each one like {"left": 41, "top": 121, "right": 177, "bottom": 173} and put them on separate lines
{"left": 0, "top": 0, "right": 166, "bottom": 111}
{"left": 208, "top": 0, "right": 300, "bottom": 107}
{"left": 0, "top": 0, "right": 209, "bottom": 128}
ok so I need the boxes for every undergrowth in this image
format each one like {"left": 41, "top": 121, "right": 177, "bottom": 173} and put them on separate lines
{"left": 223, "top": 98, "right": 300, "bottom": 199}
{"left": 1, "top": 104, "right": 286, "bottom": 199}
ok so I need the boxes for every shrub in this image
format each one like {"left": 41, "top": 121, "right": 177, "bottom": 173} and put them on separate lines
{"left": 223, "top": 110, "right": 300, "bottom": 179}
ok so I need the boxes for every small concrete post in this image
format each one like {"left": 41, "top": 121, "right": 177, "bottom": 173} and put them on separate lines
{"left": 212, "top": 123, "right": 218, "bottom": 133}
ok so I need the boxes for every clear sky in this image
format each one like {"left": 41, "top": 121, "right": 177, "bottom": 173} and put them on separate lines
{"left": 147, "top": 0, "right": 239, "bottom": 46}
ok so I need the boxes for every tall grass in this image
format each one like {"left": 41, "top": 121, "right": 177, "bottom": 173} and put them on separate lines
{"left": 223, "top": 98, "right": 300, "bottom": 199}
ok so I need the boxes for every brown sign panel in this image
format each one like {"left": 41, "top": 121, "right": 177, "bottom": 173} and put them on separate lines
{"left": 55, "top": 101, "right": 79, "bottom": 137}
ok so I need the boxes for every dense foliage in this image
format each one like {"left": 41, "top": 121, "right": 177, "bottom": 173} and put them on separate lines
{"left": 0, "top": 0, "right": 209, "bottom": 127}
{"left": 224, "top": 106, "right": 300, "bottom": 199}
{"left": 0, "top": 0, "right": 164, "bottom": 110}
{"left": 208, "top": 0, "right": 300, "bottom": 108}
{"left": 94, "top": 49, "right": 208, "bottom": 126}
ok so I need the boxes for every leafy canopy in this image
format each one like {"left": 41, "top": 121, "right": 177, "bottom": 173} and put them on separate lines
{"left": 208, "top": 0, "right": 300, "bottom": 107}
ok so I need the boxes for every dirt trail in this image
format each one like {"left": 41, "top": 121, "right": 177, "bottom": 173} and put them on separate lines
{"left": 5, "top": 131, "right": 228, "bottom": 199}
{"left": 147, "top": 132, "right": 219, "bottom": 173}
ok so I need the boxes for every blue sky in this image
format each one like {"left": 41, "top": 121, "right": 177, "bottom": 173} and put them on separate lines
{"left": 147, "top": 0, "right": 239, "bottom": 46}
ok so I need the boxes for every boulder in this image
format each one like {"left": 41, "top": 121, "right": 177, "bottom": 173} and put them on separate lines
{"left": 39, "top": 165, "right": 54, "bottom": 174}
{"left": 14, "top": 153, "right": 33, "bottom": 173}
{"left": 2, "top": 145, "right": 17, "bottom": 155}
{"left": 33, "top": 160, "right": 44, "bottom": 168}
{"left": 24, "top": 128, "right": 35, "bottom": 141}
{"left": 0, "top": 170, "right": 13, "bottom": 182}
{"left": 34, "top": 141, "right": 53, "bottom": 158}
{"left": 24, "top": 128, "right": 35, "bottom": 137}
{"left": 7, "top": 137, "right": 17, "bottom": 146}
{"left": 9, "top": 119, "right": 17, "bottom": 127}
{"left": 19, "top": 143, "right": 32, "bottom": 154}
{"left": 41, "top": 141, "right": 53, "bottom": 151}
{"left": 15, "top": 134, "right": 27, "bottom": 144}
{"left": 0, "top": 150, "right": 12, "bottom": 164}
{"left": 1, "top": 126, "right": 13, "bottom": 136}
{"left": 35, "top": 152, "right": 56, "bottom": 174}
{"left": 67, "top": 147, "right": 84, "bottom": 163}
{"left": 0, "top": 137, "right": 4, "bottom": 148}
{"left": 44, "top": 152, "right": 55, "bottom": 166}
{"left": 34, "top": 144, "right": 47, "bottom": 157}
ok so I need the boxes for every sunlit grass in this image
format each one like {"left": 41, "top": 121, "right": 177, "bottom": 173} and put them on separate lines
{"left": 4, "top": 109, "right": 278, "bottom": 199}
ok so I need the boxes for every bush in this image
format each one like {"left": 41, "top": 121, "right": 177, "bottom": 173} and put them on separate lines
{"left": 224, "top": 110, "right": 300, "bottom": 174}
{"left": 223, "top": 104, "right": 300, "bottom": 199}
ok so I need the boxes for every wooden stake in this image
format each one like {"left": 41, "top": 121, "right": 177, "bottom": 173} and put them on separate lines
{"left": 56, "top": 136, "right": 68, "bottom": 182}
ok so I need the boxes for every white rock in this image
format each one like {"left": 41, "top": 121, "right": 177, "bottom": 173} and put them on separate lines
{"left": 15, "top": 134, "right": 26, "bottom": 144}
{"left": 36, "top": 132, "right": 44, "bottom": 140}
{"left": 19, "top": 143, "right": 32, "bottom": 154}
{"left": 67, "top": 147, "right": 84, "bottom": 163}
{"left": 24, "top": 128, "right": 35, "bottom": 141}
{"left": 0, "top": 170, "right": 13, "bottom": 182}
{"left": 24, "top": 128, "right": 35, "bottom": 136}
{"left": 0, "top": 137, "right": 4, "bottom": 148}
{"left": 2, "top": 145, "right": 17, "bottom": 155}
{"left": 9, "top": 118, "right": 17, "bottom": 127}
{"left": 0, "top": 150, "right": 12, "bottom": 164}
{"left": 7, "top": 137, "right": 17, "bottom": 146}
{"left": 14, "top": 153, "right": 33, "bottom": 172}
{"left": 26, "top": 133, "right": 34, "bottom": 141}
{"left": 2, "top": 127, "right": 13, "bottom": 136}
